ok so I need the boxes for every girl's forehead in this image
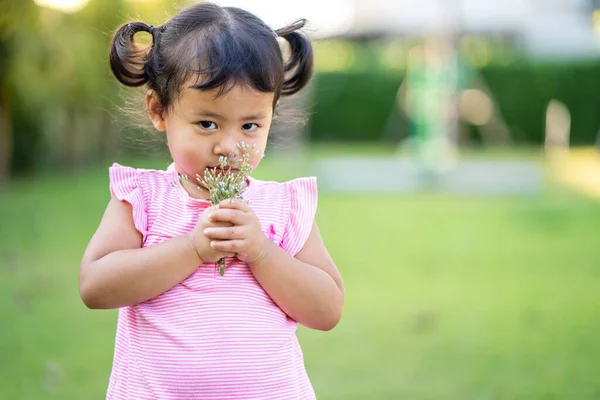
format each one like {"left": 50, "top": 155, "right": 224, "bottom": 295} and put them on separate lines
{"left": 178, "top": 82, "right": 275, "bottom": 107}
{"left": 172, "top": 83, "right": 275, "bottom": 120}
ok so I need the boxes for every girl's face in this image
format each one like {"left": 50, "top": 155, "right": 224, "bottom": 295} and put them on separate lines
{"left": 147, "top": 81, "right": 274, "bottom": 190}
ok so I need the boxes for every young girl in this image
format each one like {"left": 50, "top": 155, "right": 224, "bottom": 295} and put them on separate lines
{"left": 79, "top": 2, "right": 344, "bottom": 399}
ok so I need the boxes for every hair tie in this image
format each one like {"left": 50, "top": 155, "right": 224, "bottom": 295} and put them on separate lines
{"left": 148, "top": 25, "right": 155, "bottom": 34}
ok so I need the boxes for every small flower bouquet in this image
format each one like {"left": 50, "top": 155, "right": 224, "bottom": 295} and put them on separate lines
{"left": 181, "top": 142, "right": 257, "bottom": 275}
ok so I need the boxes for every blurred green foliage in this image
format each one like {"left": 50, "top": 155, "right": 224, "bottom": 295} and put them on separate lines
{"left": 1, "top": 0, "right": 183, "bottom": 180}
{"left": 308, "top": 61, "right": 600, "bottom": 146}
{"left": 2, "top": 0, "right": 126, "bottom": 176}
{"left": 307, "top": 71, "right": 407, "bottom": 143}
{"left": 481, "top": 61, "right": 600, "bottom": 145}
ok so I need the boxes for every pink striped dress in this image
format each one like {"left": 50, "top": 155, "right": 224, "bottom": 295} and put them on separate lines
{"left": 106, "top": 163, "right": 318, "bottom": 400}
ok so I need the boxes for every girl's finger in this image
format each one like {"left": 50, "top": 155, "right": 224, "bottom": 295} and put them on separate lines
{"left": 211, "top": 240, "right": 244, "bottom": 252}
{"left": 217, "top": 198, "right": 251, "bottom": 212}
{"left": 211, "top": 221, "right": 233, "bottom": 228}
{"left": 204, "top": 226, "right": 244, "bottom": 240}
{"left": 209, "top": 209, "right": 247, "bottom": 225}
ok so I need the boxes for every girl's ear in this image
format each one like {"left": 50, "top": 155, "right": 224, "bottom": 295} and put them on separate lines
{"left": 146, "top": 90, "right": 166, "bottom": 131}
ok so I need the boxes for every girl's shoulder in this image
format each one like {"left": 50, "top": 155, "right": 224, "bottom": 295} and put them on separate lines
{"left": 109, "top": 162, "right": 175, "bottom": 188}
{"left": 108, "top": 162, "right": 181, "bottom": 202}
{"left": 108, "top": 163, "right": 180, "bottom": 238}
{"left": 248, "top": 176, "right": 318, "bottom": 257}
{"left": 249, "top": 176, "right": 317, "bottom": 199}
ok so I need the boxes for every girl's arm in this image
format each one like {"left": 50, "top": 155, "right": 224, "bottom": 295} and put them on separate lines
{"left": 249, "top": 223, "right": 344, "bottom": 331}
{"left": 79, "top": 198, "right": 226, "bottom": 309}
{"left": 205, "top": 200, "right": 344, "bottom": 331}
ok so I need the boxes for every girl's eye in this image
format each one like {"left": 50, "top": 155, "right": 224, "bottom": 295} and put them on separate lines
{"left": 199, "top": 121, "right": 217, "bottom": 130}
{"left": 242, "top": 123, "right": 258, "bottom": 132}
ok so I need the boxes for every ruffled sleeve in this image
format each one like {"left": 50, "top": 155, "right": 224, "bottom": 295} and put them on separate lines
{"left": 280, "top": 177, "right": 318, "bottom": 257}
{"left": 109, "top": 163, "right": 148, "bottom": 238}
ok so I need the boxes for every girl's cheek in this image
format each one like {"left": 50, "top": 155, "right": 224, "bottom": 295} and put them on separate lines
{"left": 250, "top": 153, "right": 265, "bottom": 168}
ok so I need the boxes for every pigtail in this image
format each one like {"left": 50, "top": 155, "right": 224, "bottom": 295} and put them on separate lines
{"left": 109, "top": 21, "right": 158, "bottom": 87}
{"left": 275, "top": 19, "right": 314, "bottom": 96}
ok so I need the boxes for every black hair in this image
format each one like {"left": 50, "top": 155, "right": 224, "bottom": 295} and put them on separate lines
{"left": 109, "top": 2, "right": 313, "bottom": 112}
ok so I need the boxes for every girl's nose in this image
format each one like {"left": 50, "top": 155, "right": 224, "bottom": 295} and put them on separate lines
{"left": 213, "top": 135, "right": 237, "bottom": 158}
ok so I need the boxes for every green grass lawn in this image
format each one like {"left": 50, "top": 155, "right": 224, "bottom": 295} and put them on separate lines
{"left": 1, "top": 152, "right": 600, "bottom": 399}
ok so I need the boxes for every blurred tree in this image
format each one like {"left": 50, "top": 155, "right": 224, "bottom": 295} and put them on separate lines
{"left": 0, "top": 37, "right": 11, "bottom": 182}
{"left": 0, "top": 0, "right": 186, "bottom": 181}
{"left": 0, "top": 0, "right": 42, "bottom": 180}
{"left": 20, "top": 0, "right": 127, "bottom": 168}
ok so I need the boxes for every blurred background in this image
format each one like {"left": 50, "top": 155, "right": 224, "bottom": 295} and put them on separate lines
{"left": 2, "top": 0, "right": 600, "bottom": 398}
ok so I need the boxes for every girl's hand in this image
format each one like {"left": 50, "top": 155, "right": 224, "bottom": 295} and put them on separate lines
{"left": 203, "top": 199, "right": 267, "bottom": 264}
{"left": 188, "top": 205, "right": 235, "bottom": 263}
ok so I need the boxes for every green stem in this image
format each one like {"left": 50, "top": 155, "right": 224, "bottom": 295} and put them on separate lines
{"left": 217, "top": 257, "right": 226, "bottom": 276}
